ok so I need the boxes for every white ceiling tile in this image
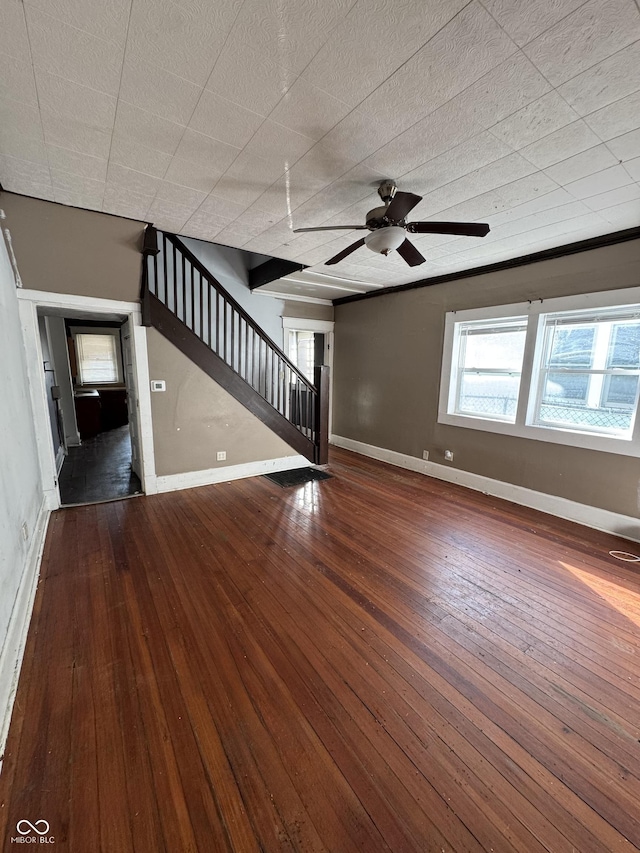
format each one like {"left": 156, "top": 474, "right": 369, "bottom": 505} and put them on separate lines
{"left": 268, "top": 77, "right": 351, "bottom": 141}
{"left": 2, "top": 175, "right": 56, "bottom": 199}
{"left": 103, "top": 183, "right": 153, "bottom": 220}
{"left": 41, "top": 108, "right": 111, "bottom": 159}
{"left": 249, "top": 176, "right": 293, "bottom": 219}
{"left": 480, "top": 0, "right": 587, "bottom": 47}
{"left": 557, "top": 41, "right": 640, "bottom": 116}
{"left": 302, "top": 0, "right": 469, "bottom": 107}
{"left": 402, "top": 132, "right": 513, "bottom": 195}
{"left": 624, "top": 156, "right": 640, "bottom": 181}
{"left": 0, "top": 0, "right": 31, "bottom": 60}
{"left": 0, "top": 54, "right": 38, "bottom": 107}
{"left": 595, "top": 198, "right": 640, "bottom": 226}
{"left": 195, "top": 194, "right": 248, "bottom": 223}
{"left": 25, "top": 7, "right": 123, "bottom": 96}
{"left": 0, "top": 97, "right": 47, "bottom": 162}
{"left": 155, "top": 181, "right": 206, "bottom": 210}
{"left": 584, "top": 89, "right": 640, "bottom": 140}
{"left": 126, "top": 0, "right": 238, "bottom": 86}
{"left": 231, "top": 0, "right": 353, "bottom": 75}
{"left": 109, "top": 134, "right": 172, "bottom": 178}
{"left": 365, "top": 52, "right": 550, "bottom": 178}
{"left": 244, "top": 121, "right": 315, "bottom": 169}
{"left": 410, "top": 153, "right": 537, "bottom": 218}
{"left": 487, "top": 186, "right": 576, "bottom": 225}
{"left": 583, "top": 182, "right": 640, "bottom": 211}
{"left": 46, "top": 144, "right": 107, "bottom": 181}
{"left": 35, "top": 70, "right": 116, "bottom": 131}
{"left": 607, "top": 128, "right": 640, "bottom": 162}
{"left": 522, "top": 0, "right": 640, "bottom": 88}
{"left": 106, "top": 161, "right": 160, "bottom": 196}
{"left": 564, "top": 164, "right": 632, "bottom": 199}
{"left": 189, "top": 90, "right": 263, "bottom": 149}
{"left": 211, "top": 151, "right": 283, "bottom": 209}
{"left": 147, "top": 198, "right": 195, "bottom": 231}
{"left": 489, "top": 91, "right": 578, "bottom": 150}
{"left": 544, "top": 143, "right": 617, "bottom": 184}
{"left": 519, "top": 120, "right": 601, "bottom": 169}
{"left": 205, "top": 34, "right": 295, "bottom": 117}
{"left": 51, "top": 168, "right": 105, "bottom": 208}
{"left": 320, "top": 109, "right": 399, "bottom": 163}
{"left": 284, "top": 145, "right": 358, "bottom": 211}
{"left": 0, "top": 152, "right": 50, "bottom": 184}
{"left": 180, "top": 217, "right": 225, "bottom": 242}
{"left": 360, "top": 2, "right": 518, "bottom": 136}
{"left": 119, "top": 55, "right": 203, "bottom": 126}
{"left": 173, "top": 128, "right": 239, "bottom": 172}
{"left": 113, "top": 101, "right": 184, "bottom": 156}
{"left": 25, "top": 0, "right": 131, "bottom": 43}
{"left": 163, "top": 157, "right": 219, "bottom": 194}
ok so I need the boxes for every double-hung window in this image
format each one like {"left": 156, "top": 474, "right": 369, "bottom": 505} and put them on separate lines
{"left": 439, "top": 288, "right": 640, "bottom": 456}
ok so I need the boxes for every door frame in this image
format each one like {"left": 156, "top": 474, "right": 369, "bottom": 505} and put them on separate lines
{"left": 17, "top": 289, "right": 157, "bottom": 510}
{"left": 282, "top": 317, "right": 335, "bottom": 437}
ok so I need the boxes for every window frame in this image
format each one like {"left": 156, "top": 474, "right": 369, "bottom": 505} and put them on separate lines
{"left": 438, "top": 287, "right": 640, "bottom": 458}
{"left": 72, "top": 327, "right": 124, "bottom": 387}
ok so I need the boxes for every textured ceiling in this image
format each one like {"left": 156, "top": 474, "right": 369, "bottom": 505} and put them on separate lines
{"left": 1, "top": 0, "right": 640, "bottom": 302}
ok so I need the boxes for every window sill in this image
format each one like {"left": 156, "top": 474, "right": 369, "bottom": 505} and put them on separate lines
{"left": 437, "top": 411, "right": 640, "bottom": 457}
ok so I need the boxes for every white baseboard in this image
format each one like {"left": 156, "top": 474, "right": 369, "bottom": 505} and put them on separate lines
{"left": 0, "top": 500, "right": 50, "bottom": 769}
{"left": 156, "top": 454, "right": 309, "bottom": 493}
{"left": 331, "top": 434, "right": 640, "bottom": 544}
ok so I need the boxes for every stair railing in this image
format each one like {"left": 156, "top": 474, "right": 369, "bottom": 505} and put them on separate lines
{"left": 142, "top": 228, "right": 328, "bottom": 464}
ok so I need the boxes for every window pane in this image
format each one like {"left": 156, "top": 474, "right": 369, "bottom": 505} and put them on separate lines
{"left": 539, "top": 375, "right": 636, "bottom": 432}
{"left": 288, "top": 330, "right": 314, "bottom": 381}
{"left": 464, "top": 325, "right": 526, "bottom": 371}
{"left": 607, "top": 323, "right": 640, "bottom": 368}
{"left": 458, "top": 373, "right": 521, "bottom": 419}
{"left": 602, "top": 374, "right": 639, "bottom": 407}
{"left": 76, "top": 334, "right": 119, "bottom": 384}
{"left": 547, "top": 326, "right": 594, "bottom": 367}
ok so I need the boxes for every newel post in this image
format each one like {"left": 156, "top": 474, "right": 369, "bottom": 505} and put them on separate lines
{"left": 140, "top": 225, "right": 159, "bottom": 327}
{"left": 314, "top": 365, "right": 330, "bottom": 465}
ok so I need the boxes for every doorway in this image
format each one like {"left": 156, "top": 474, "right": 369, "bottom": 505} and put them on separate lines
{"left": 40, "top": 314, "right": 142, "bottom": 505}
{"left": 18, "top": 290, "right": 156, "bottom": 511}
{"left": 283, "top": 318, "right": 335, "bottom": 435}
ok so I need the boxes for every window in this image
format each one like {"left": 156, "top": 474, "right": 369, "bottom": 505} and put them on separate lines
{"left": 439, "top": 289, "right": 640, "bottom": 456}
{"left": 451, "top": 317, "right": 527, "bottom": 423}
{"left": 288, "top": 330, "right": 315, "bottom": 381}
{"left": 74, "top": 332, "right": 122, "bottom": 385}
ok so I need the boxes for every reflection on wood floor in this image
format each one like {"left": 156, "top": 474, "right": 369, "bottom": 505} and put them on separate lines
{"left": 1, "top": 447, "right": 639, "bottom": 851}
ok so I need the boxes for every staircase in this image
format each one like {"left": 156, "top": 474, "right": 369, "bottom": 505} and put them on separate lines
{"left": 141, "top": 227, "right": 329, "bottom": 465}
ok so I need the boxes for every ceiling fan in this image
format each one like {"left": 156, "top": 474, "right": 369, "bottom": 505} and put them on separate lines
{"left": 293, "top": 180, "right": 490, "bottom": 267}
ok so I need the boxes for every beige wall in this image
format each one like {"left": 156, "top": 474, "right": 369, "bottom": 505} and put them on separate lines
{"left": 1, "top": 193, "right": 143, "bottom": 302}
{"left": 333, "top": 238, "right": 640, "bottom": 518}
{"left": 147, "top": 329, "right": 299, "bottom": 476}
{"left": 282, "top": 300, "right": 334, "bottom": 321}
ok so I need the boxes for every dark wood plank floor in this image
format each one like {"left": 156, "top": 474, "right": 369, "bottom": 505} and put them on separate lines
{"left": 2, "top": 447, "right": 640, "bottom": 852}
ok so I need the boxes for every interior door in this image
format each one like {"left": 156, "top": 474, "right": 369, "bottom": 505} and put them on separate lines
{"left": 120, "top": 319, "right": 142, "bottom": 481}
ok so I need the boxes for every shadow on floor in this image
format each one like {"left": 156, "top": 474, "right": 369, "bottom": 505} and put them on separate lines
{"left": 58, "top": 425, "right": 142, "bottom": 506}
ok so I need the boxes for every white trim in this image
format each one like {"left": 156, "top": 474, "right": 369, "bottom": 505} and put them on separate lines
{"left": 282, "top": 317, "right": 335, "bottom": 333}
{"left": 0, "top": 500, "right": 50, "bottom": 769}
{"left": 254, "top": 290, "right": 332, "bottom": 306}
{"left": 16, "top": 290, "right": 157, "bottom": 506}
{"left": 156, "top": 455, "right": 308, "bottom": 493}
{"left": 330, "top": 434, "right": 640, "bottom": 543}
{"left": 55, "top": 444, "right": 65, "bottom": 475}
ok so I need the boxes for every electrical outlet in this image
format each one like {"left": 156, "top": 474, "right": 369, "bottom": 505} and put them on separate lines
{"left": 422, "top": 450, "right": 429, "bottom": 461}
{"left": 444, "top": 450, "right": 454, "bottom": 462}
{"left": 216, "top": 451, "right": 226, "bottom": 461}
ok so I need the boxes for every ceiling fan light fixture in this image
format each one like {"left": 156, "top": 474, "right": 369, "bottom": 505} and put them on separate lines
{"left": 364, "top": 226, "right": 406, "bottom": 255}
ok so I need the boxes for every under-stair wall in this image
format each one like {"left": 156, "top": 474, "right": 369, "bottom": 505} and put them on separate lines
{"left": 143, "top": 228, "right": 329, "bottom": 466}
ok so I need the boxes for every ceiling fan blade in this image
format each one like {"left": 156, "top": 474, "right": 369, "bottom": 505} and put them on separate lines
{"left": 325, "top": 237, "right": 366, "bottom": 265}
{"left": 293, "top": 225, "right": 368, "bottom": 233}
{"left": 406, "top": 221, "right": 490, "bottom": 237}
{"left": 397, "top": 239, "right": 426, "bottom": 267}
{"left": 385, "top": 191, "right": 422, "bottom": 221}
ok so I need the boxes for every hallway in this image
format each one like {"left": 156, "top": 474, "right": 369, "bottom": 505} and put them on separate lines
{"left": 58, "top": 426, "right": 141, "bottom": 505}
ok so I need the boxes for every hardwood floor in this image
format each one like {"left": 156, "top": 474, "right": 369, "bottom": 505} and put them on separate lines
{"left": 1, "top": 447, "right": 640, "bottom": 851}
